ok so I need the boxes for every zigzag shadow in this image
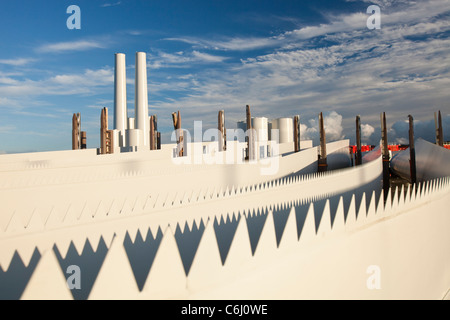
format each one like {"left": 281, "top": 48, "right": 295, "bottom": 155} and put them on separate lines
{"left": 53, "top": 238, "right": 108, "bottom": 300}
{"left": 0, "top": 249, "right": 40, "bottom": 300}
{"left": 123, "top": 228, "right": 163, "bottom": 291}
{"left": 213, "top": 214, "right": 240, "bottom": 265}
{"left": 272, "top": 204, "right": 292, "bottom": 247}
{"left": 174, "top": 221, "right": 206, "bottom": 276}
{"left": 245, "top": 208, "right": 269, "bottom": 255}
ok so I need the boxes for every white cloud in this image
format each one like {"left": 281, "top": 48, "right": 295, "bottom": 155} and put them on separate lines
{"left": 36, "top": 40, "right": 106, "bottom": 53}
{"left": 361, "top": 124, "right": 375, "bottom": 140}
{"left": 101, "top": 1, "right": 121, "bottom": 7}
{"left": 285, "top": 12, "right": 367, "bottom": 40}
{"left": 2, "top": 0, "right": 449, "bottom": 152}
{"left": 388, "top": 114, "right": 450, "bottom": 144}
{"left": 165, "top": 0, "right": 450, "bottom": 54}
{"left": 0, "top": 77, "right": 20, "bottom": 85}
{"left": 192, "top": 51, "right": 228, "bottom": 63}
{"left": 147, "top": 0, "right": 450, "bottom": 145}
{"left": 0, "top": 125, "right": 15, "bottom": 133}
{"left": 299, "top": 111, "right": 346, "bottom": 144}
{"left": 147, "top": 50, "right": 228, "bottom": 69}
{"left": 164, "top": 36, "right": 281, "bottom": 51}
{"left": 0, "top": 58, "right": 36, "bottom": 66}
{"left": 0, "top": 67, "right": 114, "bottom": 98}
{"left": 50, "top": 68, "right": 113, "bottom": 86}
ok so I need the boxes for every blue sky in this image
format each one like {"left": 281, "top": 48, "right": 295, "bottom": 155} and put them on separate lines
{"left": 0, "top": 0, "right": 449, "bottom": 153}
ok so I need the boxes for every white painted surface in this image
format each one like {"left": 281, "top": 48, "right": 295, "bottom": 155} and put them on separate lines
{"left": 134, "top": 52, "right": 149, "bottom": 147}
{"left": 0, "top": 139, "right": 448, "bottom": 300}
{"left": 113, "top": 53, "right": 127, "bottom": 147}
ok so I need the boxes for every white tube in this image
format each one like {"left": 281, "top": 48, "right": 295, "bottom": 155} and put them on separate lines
{"left": 390, "top": 138, "right": 450, "bottom": 182}
{"left": 112, "top": 129, "right": 120, "bottom": 153}
{"left": 134, "top": 52, "right": 149, "bottom": 147}
{"left": 114, "top": 53, "right": 127, "bottom": 147}
{"left": 271, "top": 118, "right": 293, "bottom": 143}
{"left": 127, "top": 117, "right": 135, "bottom": 130}
{"left": 126, "top": 129, "right": 142, "bottom": 148}
{"left": 252, "top": 117, "right": 268, "bottom": 142}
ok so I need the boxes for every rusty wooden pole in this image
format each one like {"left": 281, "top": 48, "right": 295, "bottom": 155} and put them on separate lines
{"left": 177, "top": 111, "right": 184, "bottom": 156}
{"left": 293, "top": 115, "right": 300, "bottom": 152}
{"left": 218, "top": 110, "right": 226, "bottom": 152}
{"left": 355, "top": 115, "right": 362, "bottom": 166}
{"left": 172, "top": 112, "right": 177, "bottom": 129}
{"left": 381, "top": 112, "right": 390, "bottom": 202}
{"left": 72, "top": 113, "right": 79, "bottom": 150}
{"left": 408, "top": 115, "right": 417, "bottom": 185}
{"left": 100, "top": 107, "right": 113, "bottom": 154}
{"left": 100, "top": 107, "right": 107, "bottom": 154}
{"left": 81, "top": 131, "right": 87, "bottom": 149}
{"left": 149, "top": 115, "right": 155, "bottom": 150}
{"left": 245, "top": 105, "right": 252, "bottom": 161}
{"left": 435, "top": 111, "right": 444, "bottom": 147}
{"left": 318, "top": 112, "right": 327, "bottom": 172}
{"left": 157, "top": 132, "right": 161, "bottom": 150}
{"left": 152, "top": 115, "right": 158, "bottom": 150}
{"left": 246, "top": 105, "right": 255, "bottom": 161}
{"left": 151, "top": 115, "right": 160, "bottom": 150}
{"left": 438, "top": 110, "right": 444, "bottom": 147}
{"left": 245, "top": 105, "right": 251, "bottom": 160}
{"left": 435, "top": 112, "right": 440, "bottom": 146}
{"left": 172, "top": 111, "right": 184, "bottom": 157}
{"left": 77, "top": 113, "right": 81, "bottom": 147}
{"left": 107, "top": 129, "right": 114, "bottom": 154}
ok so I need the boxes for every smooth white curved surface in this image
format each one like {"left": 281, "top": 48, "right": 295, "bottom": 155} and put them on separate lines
{"left": 134, "top": 52, "right": 149, "bottom": 147}
{"left": 390, "top": 138, "right": 450, "bottom": 182}
{"left": 114, "top": 53, "right": 127, "bottom": 147}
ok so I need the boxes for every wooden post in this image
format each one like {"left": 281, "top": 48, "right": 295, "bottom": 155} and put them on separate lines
{"left": 152, "top": 115, "right": 158, "bottom": 150}
{"left": 149, "top": 115, "right": 155, "bottom": 150}
{"left": 172, "top": 111, "right": 184, "bottom": 157}
{"left": 293, "top": 115, "right": 300, "bottom": 152}
{"left": 408, "top": 115, "right": 417, "bottom": 185}
{"left": 157, "top": 132, "right": 161, "bottom": 150}
{"left": 81, "top": 131, "right": 87, "bottom": 149}
{"left": 381, "top": 112, "right": 390, "bottom": 202}
{"left": 355, "top": 115, "right": 362, "bottom": 166}
{"left": 439, "top": 111, "right": 444, "bottom": 147}
{"left": 246, "top": 105, "right": 255, "bottom": 161}
{"left": 151, "top": 115, "right": 160, "bottom": 150}
{"left": 318, "top": 112, "right": 327, "bottom": 172}
{"left": 106, "top": 129, "right": 114, "bottom": 154}
{"left": 72, "top": 113, "right": 79, "bottom": 150}
{"left": 100, "top": 107, "right": 113, "bottom": 154}
{"left": 218, "top": 110, "right": 226, "bottom": 152}
{"left": 438, "top": 111, "right": 443, "bottom": 147}
{"left": 100, "top": 108, "right": 107, "bottom": 154}
{"left": 435, "top": 111, "right": 440, "bottom": 146}
{"left": 435, "top": 111, "right": 444, "bottom": 147}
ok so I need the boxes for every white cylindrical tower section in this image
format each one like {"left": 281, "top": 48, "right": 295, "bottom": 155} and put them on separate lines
{"left": 114, "top": 53, "right": 127, "bottom": 147}
{"left": 134, "top": 52, "right": 149, "bottom": 147}
{"left": 126, "top": 129, "right": 143, "bottom": 148}
{"left": 127, "top": 117, "right": 135, "bottom": 130}
{"left": 252, "top": 117, "right": 268, "bottom": 142}
{"left": 271, "top": 118, "right": 294, "bottom": 143}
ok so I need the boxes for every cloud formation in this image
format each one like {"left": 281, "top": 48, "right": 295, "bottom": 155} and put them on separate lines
{"left": 0, "top": 58, "right": 36, "bottom": 66}
{"left": 36, "top": 40, "right": 107, "bottom": 53}
{"left": 150, "top": 0, "right": 450, "bottom": 145}
{"left": 300, "top": 111, "right": 346, "bottom": 144}
{"left": 1, "top": 0, "right": 449, "bottom": 152}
